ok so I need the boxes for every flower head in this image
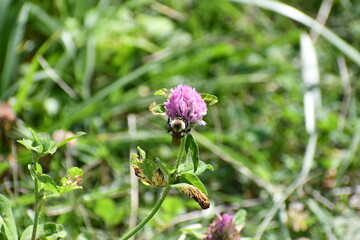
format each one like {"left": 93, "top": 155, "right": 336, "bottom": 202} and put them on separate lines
{"left": 164, "top": 84, "right": 207, "bottom": 126}
{"left": 204, "top": 214, "right": 240, "bottom": 240}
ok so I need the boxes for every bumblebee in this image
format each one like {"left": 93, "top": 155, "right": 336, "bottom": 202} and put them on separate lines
{"left": 167, "top": 117, "right": 190, "bottom": 145}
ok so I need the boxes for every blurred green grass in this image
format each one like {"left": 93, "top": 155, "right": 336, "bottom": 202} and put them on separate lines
{"left": 1, "top": 0, "right": 360, "bottom": 239}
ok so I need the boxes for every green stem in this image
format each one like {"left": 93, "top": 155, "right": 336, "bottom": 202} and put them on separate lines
{"left": 31, "top": 198, "right": 44, "bottom": 240}
{"left": 31, "top": 159, "right": 44, "bottom": 240}
{"left": 120, "top": 186, "right": 171, "bottom": 240}
{"left": 175, "top": 134, "right": 187, "bottom": 170}
{"left": 31, "top": 177, "right": 40, "bottom": 240}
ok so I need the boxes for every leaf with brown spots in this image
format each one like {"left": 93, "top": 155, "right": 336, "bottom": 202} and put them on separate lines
{"left": 171, "top": 183, "right": 210, "bottom": 209}
{"left": 131, "top": 152, "right": 167, "bottom": 187}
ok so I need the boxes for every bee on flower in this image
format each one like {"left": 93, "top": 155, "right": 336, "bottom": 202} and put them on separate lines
{"left": 164, "top": 84, "right": 208, "bottom": 145}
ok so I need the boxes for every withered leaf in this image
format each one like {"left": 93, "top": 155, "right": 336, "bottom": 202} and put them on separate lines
{"left": 172, "top": 183, "right": 210, "bottom": 209}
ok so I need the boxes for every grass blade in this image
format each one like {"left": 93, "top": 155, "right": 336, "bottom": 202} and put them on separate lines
{"left": 0, "top": 2, "right": 29, "bottom": 95}
{"left": 230, "top": 0, "right": 360, "bottom": 66}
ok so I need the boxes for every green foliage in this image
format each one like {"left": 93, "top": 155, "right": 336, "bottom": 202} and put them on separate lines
{"left": 36, "top": 167, "right": 83, "bottom": 197}
{"left": 0, "top": 195, "right": 18, "bottom": 240}
{"left": 200, "top": 93, "right": 218, "bottom": 105}
{"left": 21, "top": 223, "right": 66, "bottom": 240}
{"left": 17, "top": 129, "right": 85, "bottom": 157}
{"left": 131, "top": 135, "right": 212, "bottom": 210}
{"left": 185, "top": 134, "right": 200, "bottom": 172}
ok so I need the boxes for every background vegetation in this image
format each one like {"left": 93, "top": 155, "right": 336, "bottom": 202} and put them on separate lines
{"left": 1, "top": 0, "right": 360, "bottom": 239}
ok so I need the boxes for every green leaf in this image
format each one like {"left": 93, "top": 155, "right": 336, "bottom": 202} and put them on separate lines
{"left": 131, "top": 153, "right": 167, "bottom": 187}
{"left": 37, "top": 173, "right": 59, "bottom": 195}
{"left": 131, "top": 153, "right": 139, "bottom": 165}
{"left": 28, "top": 164, "right": 35, "bottom": 180}
{"left": 16, "top": 139, "right": 33, "bottom": 149}
{"left": 149, "top": 102, "right": 166, "bottom": 115}
{"left": 28, "top": 128, "right": 40, "bottom": 145}
{"left": 0, "top": 194, "right": 18, "bottom": 240}
{"left": 44, "top": 141, "right": 57, "bottom": 155}
{"left": 35, "top": 163, "right": 43, "bottom": 173}
{"left": 200, "top": 93, "right": 218, "bottom": 105}
{"left": 142, "top": 158, "right": 160, "bottom": 182}
{"left": 194, "top": 161, "right": 213, "bottom": 175}
{"left": 21, "top": 223, "right": 66, "bottom": 240}
{"left": 58, "top": 167, "right": 83, "bottom": 194}
{"left": 185, "top": 134, "right": 199, "bottom": 172}
{"left": 177, "top": 161, "right": 194, "bottom": 174}
{"left": 17, "top": 139, "right": 43, "bottom": 153}
{"left": 55, "top": 131, "right": 86, "bottom": 149}
{"left": 67, "top": 167, "right": 83, "bottom": 179}
{"left": 179, "top": 173, "right": 207, "bottom": 195}
{"left": 154, "top": 88, "right": 169, "bottom": 97}
{"left": 155, "top": 157, "right": 172, "bottom": 175}
{"left": 233, "top": 209, "right": 247, "bottom": 230}
{"left": 136, "top": 146, "right": 146, "bottom": 159}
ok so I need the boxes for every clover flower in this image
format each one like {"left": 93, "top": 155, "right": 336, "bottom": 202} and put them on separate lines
{"left": 164, "top": 84, "right": 207, "bottom": 126}
{"left": 204, "top": 214, "right": 240, "bottom": 240}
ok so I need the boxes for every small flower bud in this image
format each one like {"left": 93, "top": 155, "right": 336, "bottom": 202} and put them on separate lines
{"left": 204, "top": 214, "right": 240, "bottom": 240}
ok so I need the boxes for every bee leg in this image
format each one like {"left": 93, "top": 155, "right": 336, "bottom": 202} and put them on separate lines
{"left": 167, "top": 117, "right": 172, "bottom": 133}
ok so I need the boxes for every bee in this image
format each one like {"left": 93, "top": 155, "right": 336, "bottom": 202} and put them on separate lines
{"left": 167, "top": 117, "right": 190, "bottom": 146}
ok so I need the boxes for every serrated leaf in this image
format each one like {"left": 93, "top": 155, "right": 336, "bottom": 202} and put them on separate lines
{"left": 55, "top": 131, "right": 86, "bottom": 149}
{"left": 21, "top": 223, "right": 67, "bottom": 240}
{"left": 194, "top": 161, "right": 213, "bottom": 175}
{"left": 37, "top": 173, "right": 59, "bottom": 195}
{"left": 200, "top": 93, "right": 218, "bottom": 105}
{"left": 0, "top": 194, "right": 18, "bottom": 240}
{"left": 154, "top": 88, "right": 169, "bottom": 97}
{"left": 185, "top": 134, "right": 199, "bottom": 172}
{"left": 179, "top": 173, "right": 207, "bottom": 195}
{"left": 171, "top": 183, "right": 210, "bottom": 209}
{"left": 149, "top": 102, "right": 166, "bottom": 115}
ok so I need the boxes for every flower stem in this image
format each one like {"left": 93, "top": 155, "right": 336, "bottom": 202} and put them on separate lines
{"left": 31, "top": 159, "right": 44, "bottom": 240}
{"left": 175, "top": 134, "right": 187, "bottom": 170}
{"left": 31, "top": 177, "right": 41, "bottom": 240}
{"left": 120, "top": 186, "right": 171, "bottom": 240}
